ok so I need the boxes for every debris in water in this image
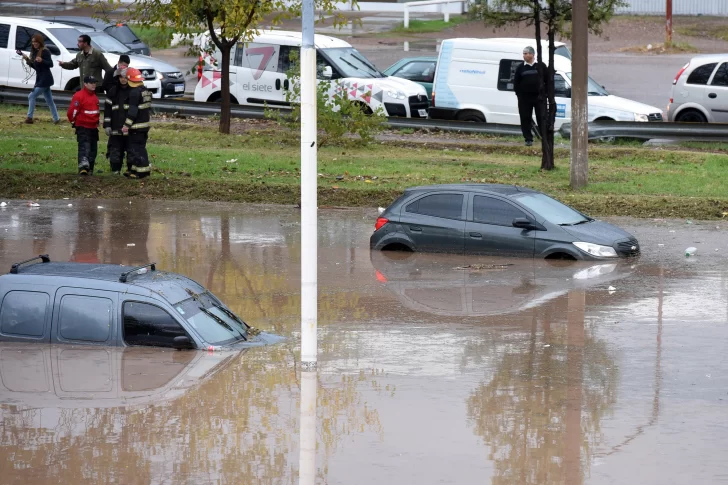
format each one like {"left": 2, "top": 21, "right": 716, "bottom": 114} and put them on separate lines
{"left": 455, "top": 263, "right": 513, "bottom": 270}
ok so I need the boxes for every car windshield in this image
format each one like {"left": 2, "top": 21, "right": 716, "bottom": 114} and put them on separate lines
{"left": 105, "top": 24, "right": 140, "bottom": 44}
{"left": 513, "top": 193, "right": 591, "bottom": 226}
{"left": 89, "top": 32, "right": 131, "bottom": 54}
{"left": 321, "top": 47, "right": 384, "bottom": 79}
{"left": 175, "top": 291, "right": 249, "bottom": 345}
{"left": 566, "top": 73, "right": 609, "bottom": 96}
{"left": 555, "top": 45, "right": 572, "bottom": 60}
{"left": 48, "top": 28, "right": 83, "bottom": 52}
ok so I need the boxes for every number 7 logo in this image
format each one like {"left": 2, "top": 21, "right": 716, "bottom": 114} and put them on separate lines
{"left": 246, "top": 46, "right": 276, "bottom": 80}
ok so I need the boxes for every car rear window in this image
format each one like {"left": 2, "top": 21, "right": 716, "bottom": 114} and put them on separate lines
{"left": 0, "top": 291, "right": 49, "bottom": 337}
{"left": 406, "top": 193, "right": 463, "bottom": 219}
{"left": 687, "top": 63, "right": 717, "bottom": 85}
{"left": 105, "top": 25, "right": 139, "bottom": 44}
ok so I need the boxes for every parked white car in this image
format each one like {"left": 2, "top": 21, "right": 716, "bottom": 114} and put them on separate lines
{"left": 428, "top": 37, "right": 664, "bottom": 127}
{"left": 194, "top": 30, "right": 429, "bottom": 118}
{"left": 667, "top": 54, "right": 728, "bottom": 123}
{"left": 0, "top": 16, "right": 164, "bottom": 96}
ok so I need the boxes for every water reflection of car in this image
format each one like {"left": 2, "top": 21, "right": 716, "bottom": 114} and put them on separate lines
{"left": 0, "top": 255, "right": 281, "bottom": 350}
{"left": 383, "top": 56, "right": 437, "bottom": 99}
{"left": 0, "top": 344, "right": 238, "bottom": 409}
{"left": 370, "top": 250, "right": 635, "bottom": 317}
{"left": 370, "top": 184, "right": 640, "bottom": 260}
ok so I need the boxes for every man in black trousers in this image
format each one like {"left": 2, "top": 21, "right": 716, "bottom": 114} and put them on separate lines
{"left": 513, "top": 46, "right": 544, "bottom": 147}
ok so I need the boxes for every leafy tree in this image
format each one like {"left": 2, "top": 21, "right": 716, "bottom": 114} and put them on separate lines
{"left": 265, "top": 52, "right": 387, "bottom": 147}
{"left": 472, "top": 0, "right": 626, "bottom": 170}
{"left": 101, "top": 0, "right": 353, "bottom": 134}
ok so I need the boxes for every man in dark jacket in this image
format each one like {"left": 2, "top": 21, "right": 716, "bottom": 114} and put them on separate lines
{"left": 68, "top": 76, "right": 101, "bottom": 175}
{"left": 122, "top": 67, "right": 152, "bottom": 179}
{"left": 58, "top": 34, "right": 113, "bottom": 94}
{"left": 103, "top": 68, "right": 131, "bottom": 174}
{"left": 103, "top": 54, "right": 130, "bottom": 94}
{"left": 513, "top": 46, "right": 544, "bottom": 147}
{"left": 19, "top": 34, "right": 60, "bottom": 124}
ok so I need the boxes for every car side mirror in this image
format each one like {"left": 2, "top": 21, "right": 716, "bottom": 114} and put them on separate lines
{"left": 173, "top": 335, "right": 195, "bottom": 350}
{"left": 322, "top": 66, "right": 332, "bottom": 79}
{"left": 48, "top": 45, "right": 61, "bottom": 56}
{"left": 512, "top": 218, "right": 537, "bottom": 230}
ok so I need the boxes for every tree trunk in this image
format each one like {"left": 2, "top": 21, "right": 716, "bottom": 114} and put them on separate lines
{"left": 219, "top": 43, "right": 232, "bottom": 134}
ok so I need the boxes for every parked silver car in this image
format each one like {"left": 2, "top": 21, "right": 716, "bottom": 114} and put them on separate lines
{"left": 667, "top": 54, "right": 728, "bottom": 123}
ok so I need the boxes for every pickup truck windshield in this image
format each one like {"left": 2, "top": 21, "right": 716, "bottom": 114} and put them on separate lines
{"left": 321, "top": 47, "right": 384, "bottom": 79}
{"left": 175, "top": 292, "right": 249, "bottom": 345}
{"left": 48, "top": 28, "right": 83, "bottom": 52}
{"left": 89, "top": 32, "right": 132, "bottom": 54}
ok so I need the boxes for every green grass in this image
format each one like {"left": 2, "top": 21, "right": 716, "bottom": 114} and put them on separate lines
{"left": 2, "top": 105, "right": 728, "bottom": 218}
{"left": 391, "top": 16, "right": 472, "bottom": 34}
{"left": 675, "top": 23, "right": 728, "bottom": 42}
{"left": 130, "top": 25, "right": 174, "bottom": 50}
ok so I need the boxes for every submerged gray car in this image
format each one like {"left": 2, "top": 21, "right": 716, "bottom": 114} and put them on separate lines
{"left": 370, "top": 184, "right": 639, "bottom": 260}
{"left": 0, "top": 256, "right": 281, "bottom": 350}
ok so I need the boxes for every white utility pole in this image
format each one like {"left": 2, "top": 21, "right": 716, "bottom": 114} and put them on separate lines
{"left": 300, "top": 0, "right": 318, "bottom": 366}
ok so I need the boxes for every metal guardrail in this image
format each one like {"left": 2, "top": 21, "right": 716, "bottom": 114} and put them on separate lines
{"left": 2, "top": 86, "right": 726, "bottom": 141}
{"left": 559, "top": 121, "right": 728, "bottom": 141}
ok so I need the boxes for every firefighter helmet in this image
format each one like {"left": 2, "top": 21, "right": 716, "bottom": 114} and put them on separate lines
{"left": 126, "top": 67, "right": 144, "bottom": 83}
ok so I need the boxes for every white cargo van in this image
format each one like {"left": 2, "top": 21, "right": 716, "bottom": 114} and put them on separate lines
{"left": 194, "top": 30, "right": 429, "bottom": 118}
{"left": 429, "top": 38, "right": 663, "bottom": 126}
{"left": 0, "top": 17, "right": 163, "bottom": 95}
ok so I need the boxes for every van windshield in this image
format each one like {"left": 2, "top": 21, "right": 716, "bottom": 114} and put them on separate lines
{"left": 555, "top": 45, "right": 572, "bottom": 60}
{"left": 48, "top": 28, "right": 83, "bottom": 52}
{"left": 321, "top": 47, "right": 384, "bottom": 79}
{"left": 175, "top": 291, "right": 249, "bottom": 346}
{"left": 566, "top": 73, "right": 609, "bottom": 96}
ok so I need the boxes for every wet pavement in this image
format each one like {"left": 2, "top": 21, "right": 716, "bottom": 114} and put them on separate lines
{"left": 1, "top": 199, "right": 727, "bottom": 484}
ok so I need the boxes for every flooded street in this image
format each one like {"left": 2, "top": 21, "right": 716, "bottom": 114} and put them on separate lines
{"left": 1, "top": 199, "right": 727, "bottom": 484}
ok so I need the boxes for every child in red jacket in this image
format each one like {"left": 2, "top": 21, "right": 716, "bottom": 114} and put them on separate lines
{"left": 68, "top": 75, "right": 100, "bottom": 175}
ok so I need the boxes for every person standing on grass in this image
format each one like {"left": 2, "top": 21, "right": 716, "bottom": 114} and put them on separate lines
{"left": 122, "top": 67, "right": 152, "bottom": 179}
{"left": 68, "top": 76, "right": 101, "bottom": 176}
{"left": 58, "top": 34, "right": 113, "bottom": 95}
{"left": 18, "top": 34, "right": 60, "bottom": 125}
{"left": 514, "top": 46, "right": 544, "bottom": 147}
{"left": 104, "top": 68, "right": 131, "bottom": 175}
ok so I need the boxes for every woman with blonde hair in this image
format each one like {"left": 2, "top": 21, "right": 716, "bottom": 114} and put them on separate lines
{"left": 17, "top": 33, "right": 60, "bottom": 124}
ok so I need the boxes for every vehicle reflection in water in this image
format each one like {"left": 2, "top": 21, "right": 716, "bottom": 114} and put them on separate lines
{"left": 370, "top": 250, "right": 635, "bottom": 317}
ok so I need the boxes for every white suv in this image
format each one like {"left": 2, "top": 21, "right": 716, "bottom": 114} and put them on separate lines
{"left": 0, "top": 16, "right": 163, "bottom": 96}
{"left": 667, "top": 54, "right": 728, "bottom": 123}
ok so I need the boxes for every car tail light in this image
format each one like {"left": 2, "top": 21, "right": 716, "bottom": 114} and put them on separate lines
{"left": 673, "top": 62, "right": 689, "bottom": 85}
{"left": 374, "top": 217, "right": 389, "bottom": 231}
{"left": 669, "top": 98, "right": 673, "bottom": 104}
{"left": 375, "top": 270, "right": 388, "bottom": 283}
{"left": 431, "top": 90, "right": 435, "bottom": 107}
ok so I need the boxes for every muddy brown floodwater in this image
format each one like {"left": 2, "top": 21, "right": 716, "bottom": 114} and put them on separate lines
{"left": 0, "top": 199, "right": 727, "bottom": 484}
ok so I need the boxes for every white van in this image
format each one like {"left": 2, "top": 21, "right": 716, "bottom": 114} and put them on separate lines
{"left": 194, "top": 30, "right": 429, "bottom": 118}
{"left": 0, "top": 17, "right": 163, "bottom": 96}
{"left": 429, "top": 38, "right": 663, "bottom": 127}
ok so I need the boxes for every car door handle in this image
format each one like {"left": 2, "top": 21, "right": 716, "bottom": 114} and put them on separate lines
{"left": 410, "top": 226, "right": 422, "bottom": 232}
{"left": 708, "top": 93, "right": 717, "bottom": 99}
{"left": 275, "top": 79, "right": 281, "bottom": 90}
{"left": 469, "top": 232, "right": 482, "bottom": 238}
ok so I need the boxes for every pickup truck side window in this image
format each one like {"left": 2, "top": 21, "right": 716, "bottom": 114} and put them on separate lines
{"left": 0, "top": 24, "right": 10, "bottom": 49}
{"left": 123, "top": 301, "right": 188, "bottom": 348}
{"left": 0, "top": 291, "right": 49, "bottom": 337}
{"left": 59, "top": 295, "right": 112, "bottom": 343}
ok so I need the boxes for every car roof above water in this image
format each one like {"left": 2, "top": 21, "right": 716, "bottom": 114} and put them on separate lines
{"left": 2, "top": 261, "right": 205, "bottom": 306}
{"left": 404, "top": 183, "right": 539, "bottom": 197}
